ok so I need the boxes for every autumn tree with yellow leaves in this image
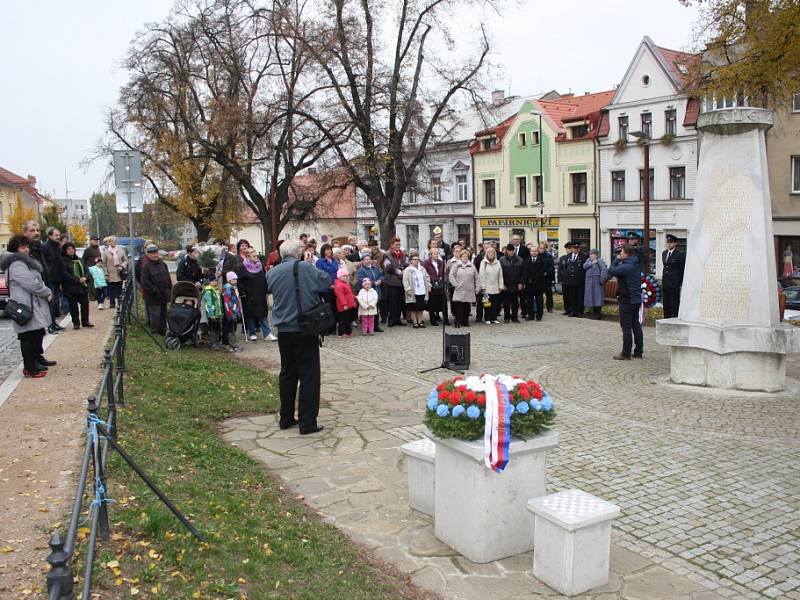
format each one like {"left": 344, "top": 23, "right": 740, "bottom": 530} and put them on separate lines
{"left": 8, "top": 196, "right": 36, "bottom": 236}
{"left": 683, "top": 0, "right": 800, "bottom": 107}
{"left": 68, "top": 223, "right": 88, "bottom": 246}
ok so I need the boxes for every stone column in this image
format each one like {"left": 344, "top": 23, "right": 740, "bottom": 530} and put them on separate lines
{"left": 656, "top": 108, "right": 800, "bottom": 392}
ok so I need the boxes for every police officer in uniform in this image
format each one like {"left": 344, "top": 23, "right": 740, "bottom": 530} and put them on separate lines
{"left": 661, "top": 234, "right": 685, "bottom": 318}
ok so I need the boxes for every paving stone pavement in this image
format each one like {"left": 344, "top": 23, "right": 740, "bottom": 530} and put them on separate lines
{"left": 0, "top": 317, "right": 22, "bottom": 384}
{"left": 222, "top": 315, "right": 800, "bottom": 600}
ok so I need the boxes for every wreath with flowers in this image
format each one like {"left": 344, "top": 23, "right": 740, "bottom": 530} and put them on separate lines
{"left": 640, "top": 274, "right": 661, "bottom": 309}
{"left": 424, "top": 374, "right": 556, "bottom": 441}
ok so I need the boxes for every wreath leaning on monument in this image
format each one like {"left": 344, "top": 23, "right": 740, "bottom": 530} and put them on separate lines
{"left": 424, "top": 374, "right": 556, "bottom": 441}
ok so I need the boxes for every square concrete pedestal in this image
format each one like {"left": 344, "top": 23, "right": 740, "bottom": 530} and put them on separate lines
{"left": 399, "top": 438, "right": 436, "bottom": 516}
{"left": 528, "top": 489, "right": 620, "bottom": 596}
{"left": 430, "top": 430, "right": 559, "bottom": 563}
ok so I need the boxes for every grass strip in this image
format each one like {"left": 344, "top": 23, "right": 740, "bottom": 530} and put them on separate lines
{"left": 76, "top": 325, "right": 428, "bottom": 599}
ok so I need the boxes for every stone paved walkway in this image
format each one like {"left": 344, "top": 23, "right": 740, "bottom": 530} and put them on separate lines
{"left": 222, "top": 316, "right": 800, "bottom": 600}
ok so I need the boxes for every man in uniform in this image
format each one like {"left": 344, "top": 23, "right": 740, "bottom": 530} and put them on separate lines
{"left": 560, "top": 242, "right": 587, "bottom": 317}
{"left": 661, "top": 234, "right": 685, "bottom": 318}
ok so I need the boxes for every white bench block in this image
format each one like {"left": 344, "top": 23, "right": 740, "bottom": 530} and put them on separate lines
{"left": 432, "top": 431, "right": 559, "bottom": 563}
{"left": 400, "top": 438, "right": 436, "bottom": 516}
{"left": 527, "top": 489, "right": 620, "bottom": 596}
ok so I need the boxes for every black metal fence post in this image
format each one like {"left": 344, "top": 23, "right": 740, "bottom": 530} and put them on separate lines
{"left": 87, "top": 397, "right": 110, "bottom": 541}
{"left": 46, "top": 531, "right": 74, "bottom": 600}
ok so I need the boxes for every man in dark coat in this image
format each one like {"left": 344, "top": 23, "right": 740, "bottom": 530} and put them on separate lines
{"left": 42, "top": 227, "right": 64, "bottom": 326}
{"left": 627, "top": 231, "right": 648, "bottom": 273}
{"left": 661, "top": 234, "right": 685, "bottom": 318}
{"left": 524, "top": 245, "right": 550, "bottom": 321}
{"left": 538, "top": 242, "right": 555, "bottom": 312}
{"left": 140, "top": 244, "right": 173, "bottom": 335}
{"left": 561, "top": 242, "right": 587, "bottom": 317}
{"left": 499, "top": 244, "right": 524, "bottom": 322}
{"left": 23, "top": 221, "right": 63, "bottom": 334}
{"left": 609, "top": 245, "right": 644, "bottom": 360}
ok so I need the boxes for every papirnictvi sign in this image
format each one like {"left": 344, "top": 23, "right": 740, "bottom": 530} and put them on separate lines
{"left": 478, "top": 217, "right": 560, "bottom": 228}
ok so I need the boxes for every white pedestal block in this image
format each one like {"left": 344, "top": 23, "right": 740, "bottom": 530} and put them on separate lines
{"left": 527, "top": 489, "right": 620, "bottom": 597}
{"left": 430, "top": 431, "right": 559, "bottom": 563}
{"left": 656, "top": 108, "right": 800, "bottom": 392}
{"left": 399, "top": 438, "right": 436, "bottom": 516}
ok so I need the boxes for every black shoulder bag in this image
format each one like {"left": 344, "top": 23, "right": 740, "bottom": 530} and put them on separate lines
{"left": 293, "top": 261, "right": 335, "bottom": 339}
{"left": 4, "top": 269, "right": 34, "bottom": 326}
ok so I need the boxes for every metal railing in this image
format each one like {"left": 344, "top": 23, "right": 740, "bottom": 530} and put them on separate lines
{"left": 45, "top": 280, "right": 134, "bottom": 600}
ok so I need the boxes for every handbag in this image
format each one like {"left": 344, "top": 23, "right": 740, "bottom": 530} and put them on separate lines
{"left": 431, "top": 278, "right": 444, "bottom": 291}
{"left": 294, "top": 261, "right": 335, "bottom": 337}
{"left": 4, "top": 270, "right": 34, "bottom": 326}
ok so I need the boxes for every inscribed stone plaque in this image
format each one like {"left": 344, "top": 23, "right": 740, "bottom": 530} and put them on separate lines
{"left": 698, "top": 168, "right": 752, "bottom": 321}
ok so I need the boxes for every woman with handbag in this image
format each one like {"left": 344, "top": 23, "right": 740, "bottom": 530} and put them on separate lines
{"left": 423, "top": 247, "right": 448, "bottom": 326}
{"left": 101, "top": 236, "right": 129, "bottom": 308}
{"left": 61, "top": 242, "right": 94, "bottom": 330}
{"left": 0, "top": 236, "right": 56, "bottom": 378}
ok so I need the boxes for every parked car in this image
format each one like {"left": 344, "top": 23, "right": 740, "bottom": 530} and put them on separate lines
{"left": 0, "top": 270, "right": 7, "bottom": 312}
{"left": 784, "top": 286, "right": 800, "bottom": 311}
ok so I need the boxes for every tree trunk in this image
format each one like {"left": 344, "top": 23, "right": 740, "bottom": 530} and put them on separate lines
{"left": 194, "top": 220, "right": 212, "bottom": 243}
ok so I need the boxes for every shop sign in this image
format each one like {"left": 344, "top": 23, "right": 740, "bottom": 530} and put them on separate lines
{"left": 481, "top": 228, "right": 500, "bottom": 240}
{"left": 478, "top": 217, "right": 560, "bottom": 228}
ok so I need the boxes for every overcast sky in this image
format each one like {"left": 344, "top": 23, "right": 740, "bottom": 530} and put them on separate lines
{"left": 0, "top": 0, "right": 699, "bottom": 201}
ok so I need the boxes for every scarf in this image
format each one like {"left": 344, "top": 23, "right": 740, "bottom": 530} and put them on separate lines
{"left": 109, "top": 246, "right": 122, "bottom": 266}
{"left": 391, "top": 248, "right": 405, "bottom": 261}
{"left": 243, "top": 258, "right": 263, "bottom": 274}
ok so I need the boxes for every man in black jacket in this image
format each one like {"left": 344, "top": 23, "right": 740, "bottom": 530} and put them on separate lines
{"left": 23, "top": 220, "right": 64, "bottom": 335}
{"left": 140, "top": 244, "right": 173, "bottom": 335}
{"left": 661, "top": 234, "right": 685, "bottom": 318}
{"left": 524, "top": 245, "right": 550, "bottom": 321}
{"left": 538, "top": 242, "right": 555, "bottom": 312}
{"left": 499, "top": 244, "right": 524, "bottom": 322}
{"left": 42, "top": 227, "right": 66, "bottom": 331}
{"left": 561, "top": 242, "right": 587, "bottom": 317}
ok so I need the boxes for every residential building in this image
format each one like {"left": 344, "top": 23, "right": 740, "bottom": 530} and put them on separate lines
{"left": 356, "top": 90, "right": 560, "bottom": 252}
{"left": 597, "top": 36, "right": 700, "bottom": 276}
{"left": 0, "top": 166, "right": 48, "bottom": 251}
{"left": 470, "top": 90, "right": 612, "bottom": 254}
{"left": 768, "top": 91, "right": 800, "bottom": 278}
{"left": 54, "top": 196, "right": 89, "bottom": 227}
{"left": 231, "top": 171, "right": 357, "bottom": 254}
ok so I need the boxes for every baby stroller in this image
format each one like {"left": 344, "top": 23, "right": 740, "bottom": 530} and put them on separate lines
{"left": 165, "top": 281, "right": 201, "bottom": 350}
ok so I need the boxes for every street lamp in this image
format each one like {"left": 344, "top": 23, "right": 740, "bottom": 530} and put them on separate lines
{"left": 628, "top": 129, "right": 651, "bottom": 274}
{"left": 529, "top": 110, "right": 545, "bottom": 219}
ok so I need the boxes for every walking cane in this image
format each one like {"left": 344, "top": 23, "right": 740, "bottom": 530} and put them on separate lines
{"left": 237, "top": 284, "right": 250, "bottom": 343}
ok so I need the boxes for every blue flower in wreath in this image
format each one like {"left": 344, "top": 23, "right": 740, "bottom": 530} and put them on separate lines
{"left": 515, "top": 401, "right": 530, "bottom": 414}
{"left": 436, "top": 404, "right": 450, "bottom": 417}
{"left": 466, "top": 405, "right": 481, "bottom": 419}
{"left": 452, "top": 405, "right": 465, "bottom": 418}
{"left": 506, "top": 402, "right": 515, "bottom": 415}
{"left": 542, "top": 397, "right": 554, "bottom": 411}
{"left": 427, "top": 397, "right": 439, "bottom": 411}
{"left": 530, "top": 400, "right": 543, "bottom": 412}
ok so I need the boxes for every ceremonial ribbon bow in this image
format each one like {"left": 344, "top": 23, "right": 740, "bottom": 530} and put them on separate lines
{"left": 483, "top": 377, "right": 511, "bottom": 473}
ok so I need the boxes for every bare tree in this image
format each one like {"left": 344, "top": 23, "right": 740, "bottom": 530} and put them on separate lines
{"left": 295, "top": 0, "right": 492, "bottom": 243}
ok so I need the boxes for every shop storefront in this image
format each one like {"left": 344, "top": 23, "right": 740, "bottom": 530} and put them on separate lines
{"left": 477, "top": 217, "right": 560, "bottom": 249}
{"left": 776, "top": 234, "right": 800, "bottom": 281}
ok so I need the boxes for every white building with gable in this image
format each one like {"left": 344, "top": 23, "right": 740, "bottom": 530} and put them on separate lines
{"left": 597, "top": 36, "right": 700, "bottom": 277}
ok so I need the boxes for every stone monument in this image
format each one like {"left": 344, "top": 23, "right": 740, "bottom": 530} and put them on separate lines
{"left": 657, "top": 107, "right": 800, "bottom": 392}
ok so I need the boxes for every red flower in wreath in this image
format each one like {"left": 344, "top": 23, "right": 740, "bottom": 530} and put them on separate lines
{"left": 518, "top": 387, "right": 531, "bottom": 400}
{"left": 476, "top": 394, "right": 486, "bottom": 407}
{"left": 464, "top": 390, "right": 477, "bottom": 404}
{"left": 448, "top": 391, "right": 461, "bottom": 405}
{"left": 438, "top": 391, "right": 448, "bottom": 400}
{"left": 436, "top": 383, "right": 446, "bottom": 392}
{"left": 532, "top": 387, "right": 543, "bottom": 400}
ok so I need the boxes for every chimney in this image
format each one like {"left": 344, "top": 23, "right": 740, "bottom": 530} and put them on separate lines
{"left": 27, "top": 175, "right": 36, "bottom": 185}
{"left": 491, "top": 90, "right": 505, "bottom": 106}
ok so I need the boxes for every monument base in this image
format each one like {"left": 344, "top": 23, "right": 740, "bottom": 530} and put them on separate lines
{"left": 657, "top": 319, "right": 800, "bottom": 392}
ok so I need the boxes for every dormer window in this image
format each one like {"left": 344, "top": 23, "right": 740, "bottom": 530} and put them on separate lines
{"left": 570, "top": 124, "right": 589, "bottom": 139}
{"left": 480, "top": 137, "right": 496, "bottom": 151}
{"left": 676, "top": 63, "right": 688, "bottom": 75}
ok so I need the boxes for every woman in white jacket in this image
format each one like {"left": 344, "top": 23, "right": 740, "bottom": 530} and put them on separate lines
{"left": 402, "top": 254, "right": 431, "bottom": 328}
{"left": 479, "top": 246, "right": 505, "bottom": 324}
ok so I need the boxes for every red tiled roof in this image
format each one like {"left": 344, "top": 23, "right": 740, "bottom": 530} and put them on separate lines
{"left": 654, "top": 45, "right": 699, "bottom": 91}
{"left": 0, "top": 166, "right": 30, "bottom": 187}
{"left": 470, "top": 115, "right": 515, "bottom": 154}
{"left": 236, "top": 170, "right": 356, "bottom": 224}
{"left": 683, "top": 97, "right": 700, "bottom": 126}
{"left": 540, "top": 90, "right": 616, "bottom": 141}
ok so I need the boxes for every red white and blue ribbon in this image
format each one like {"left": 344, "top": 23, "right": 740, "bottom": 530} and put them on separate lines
{"left": 484, "top": 379, "right": 511, "bottom": 473}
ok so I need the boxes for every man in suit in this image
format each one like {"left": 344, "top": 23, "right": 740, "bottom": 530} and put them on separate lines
{"left": 538, "top": 242, "right": 555, "bottom": 312}
{"left": 561, "top": 242, "right": 587, "bottom": 317}
{"left": 510, "top": 235, "right": 530, "bottom": 316}
{"left": 524, "top": 244, "right": 550, "bottom": 321}
{"left": 661, "top": 234, "right": 685, "bottom": 318}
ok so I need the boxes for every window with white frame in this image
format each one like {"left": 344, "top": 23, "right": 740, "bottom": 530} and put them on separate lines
{"left": 534, "top": 175, "right": 542, "bottom": 203}
{"left": 407, "top": 225, "right": 419, "bottom": 252}
{"left": 517, "top": 176, "right": 527, "bottom": 206}
{"left": 519, "top": 132, "right": 527, "bottom": 146}
{"left": 665, "top": 109, "right": 677, "bottom": 136}
{"left": 531, "top": 131, "right": 540, "bottom": 145}
{"left": 792, "top": 156, "right": 800, "bottom": 193}
{"left": 456, "top": 174, "right": 468, "bottom": 201}
{"left": 618, "top": 115, "right": 628, "bottom": 140}
{"left": 641, "top": 112, "right": 652, "bottom": 138}
{"left": 571, "top": 173, "right": 587, "bottom": 203}
{"left": 611, "top": 171, "right": 625, "bottom": 201}
{"left": 670, "top": 167, "right": 686, "bottom": 199}
{"left": 431, "top": 175, "right": 442, "bottom": 202}
{"left": 483, "top": 179, "right": 496, "bottom": 208}
{"left": 793, "top": 92, "right": 800, "bottom": 113}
